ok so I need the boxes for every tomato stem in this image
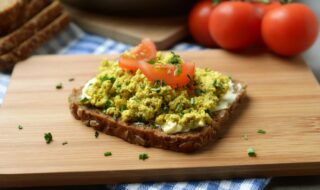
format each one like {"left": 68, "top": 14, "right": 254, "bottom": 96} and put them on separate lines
{"left": 279, "top": 0, "right": 293, "bottom": 4}
{"left": 212, "top": 0, "right": 220, "bottom": 5}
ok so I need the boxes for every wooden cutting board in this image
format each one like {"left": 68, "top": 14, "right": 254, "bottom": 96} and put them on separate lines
{"left": 0, "top": 50, "right": 320, "bottom": 187}
{"left": 62, "top": 4, "right": 188, "bottom": 49}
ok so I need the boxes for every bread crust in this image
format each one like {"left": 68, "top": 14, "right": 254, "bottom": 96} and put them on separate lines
{"left": 0, "top": 1, "right": 62, "bottom": 55}
{"left": 69, "top": 82, "right": 247, "bottom": 153}
{"left": 0, "top": 13, "right": 69, "bottom": 69}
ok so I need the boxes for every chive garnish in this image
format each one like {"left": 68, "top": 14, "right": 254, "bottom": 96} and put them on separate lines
{"left": 247, "top": 148, "right": 256, "bottom": 157}
{"left": 139, "top": 153, "right": 149, "bottom": 160}
{"left": 44, "top": 132, "right": 53, "bottom": 144}
{"left": 104, "top": 152, "right": 112, "bottom": 157}
{"left": 190, "top": 97, "right": 196, "bottom": 105}
{"left": 257, "top": 129, "right": 266, "bottom": 134}
{"left": 56, "top": 83, "right": 63, "bottom": 89}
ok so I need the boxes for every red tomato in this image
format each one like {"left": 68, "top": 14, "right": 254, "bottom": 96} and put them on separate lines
{"left": 208, "top": 2, "right": 262, "bottom": 50}
{"left": 262, "top": 3, "right": 319, "bottom": 56}
{"left": 119, "top": 38, "right": 157, "bottom": 71}
{"left": 139, "top": 62, "right": 195, "bottom": 88}
{"left": 188, "top": 0, "right": 217, "bottom": 47}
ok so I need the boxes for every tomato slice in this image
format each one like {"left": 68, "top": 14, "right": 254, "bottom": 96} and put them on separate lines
{"left": 119, "top": 38, "right": 157, "bottom": 71}
{"left": 139, "top": 62, "right": 195, "bottom": 88}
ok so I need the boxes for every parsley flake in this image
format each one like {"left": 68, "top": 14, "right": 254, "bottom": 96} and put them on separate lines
{"left": 139, "top": 153, "right": 149, "bottom": 160}
{"left": 104, "top": 152, "right": 112, "bottom": 157}
{"left": 62, "top": 141, "right": 68, "bottom": 145}
{"left": 95, "top": 131, "right": 99, "bottom": 138}
{"left": 56, "top": 83, "right": 63, "bottom": 90}
{"left": 168, "top": 52, "right": 181, "bottom": 65}
{"left": 257, "top": 129, "right": 266, "bottom": 134}
{"left": 247, "top": 148, "right": 256, "bottom": 157}
{"left": 44, "top": 132, "right": 53, "bottom": 144}
{"left": 18, "top": 125, "right": 23, "bottom": 130}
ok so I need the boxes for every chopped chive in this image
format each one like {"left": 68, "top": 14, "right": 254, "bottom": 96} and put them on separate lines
{"left": 68, "top": 78, "right": 75, "bottom": 82}
{"left": 56, "top": 83, "right": 63, "bottom": 89}
{"left": 18, "top": 125, "right": 23, "bottom": 130}
{"left": 151, "top": 87, "right": 161, "bottom": 93}
{"left": 104, "top": 152, "right": 112, "bottom": 157}
{"left": 44, "top": 132, "right": 53, "bottom": 144}
{"left": 147, "top": 58, "right": 156, "bottom": 64}
{"left": 119, "top": 104, "right": 127, "bottom": 112}
{"left": 95, "top": 131, "right": 99, "bottom": 138}
{"left": 139, "top": 153, "right": 149, "bottom": 160}
{"left": 80, "top": 97, "right": 89, "bottom": 104}
{"left": 190, "top": 97, "right": 196, "bottom": 105}
{"left": 62, "top": 141, "right": 68, "bottom": 145}
{"left": 257, "top": 129, "right": 266, "bottom": 134}
{"left": 247, "top": 148, "right": 256, "bottom": 157}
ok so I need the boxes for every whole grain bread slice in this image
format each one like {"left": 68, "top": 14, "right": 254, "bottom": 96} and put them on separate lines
{"left": 0, "top": 1, "right": 62, "bottom": 55}
{"left": 69, "top": 81, "right": 247, "bottom": 153}
{"left": 0, "top": 13, "right": 69, "bottom": 69}
{"left": 0, "top": 0, "right": 52, "bottom": 36}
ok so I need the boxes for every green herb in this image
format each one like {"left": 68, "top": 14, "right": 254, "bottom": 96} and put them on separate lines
{"left": 44, "top": 132, "right": 53, "bottom": 144}
{"left": 68, "top": 78, "right": 75, "bottom": 82}
{"left": 243, "top": 134, "right": 248, "bottom": 140}
{"left": 174, "top": 64, "right": 182, "bottom": 76}
{"left": 247, "top": 148, "right": 256, "bottom": 157}
{"left": 175, "top": 104, "right": 183, "bottom": 113}
{"left": 101, "top": 76, "right": 116, "bottom": 83}
{"left": 119, "top": 104, "right": 127, "bottom": 112}
{"left": 213, "top": 79, "right": 224, "bottom": 89}
{"left": 168, "top": 52, "right": 181, "bottom": 65}
{"left": 18, "top": 125, "right": 23, "bottom": 130}
{"left": 190, "top": 97, "right": 196, "bottom": 105}
{"left": 105, "top": 100, "right": 113, "bottom": 109}
{"left": 159, "top": 80, "right": 165, "bottom": 87}
{"left": 163, "top": 89, "right": 168, "bottom": 95}
{"left": 162, "top": 105, "right": 169, "bottom": 112}
{"left": 150, "top": 123, "right": 157, "bottom": 129}
{"left": 195, "top": 89, "right": 206, "bottom": 96}
{"left": 56, "top": 83, "right": 63, "bottom": 89}
{"left": 139, "top": 153, "right": 149, "bottom": 160}
{"left": 154, "top": 80, "right": 160, "bottom": 88}
{"left": 151, "top": 87, "right": 161, "bottom": 93}
{"left": 95, "top": 131, "right": 99, "bottom": 138}
{"left": 147, "top": 58, "right": 156, "bottom": 64}
{"left": 257, "top": 129, "right": 266, "bottom": 134}
{"left": 62, "top": 141, "right": 68, "bottom": 145}
{"left": 104, "top": 152, "right": 112, "bottom": 157}
{"left": 80, "top": 97, "right": 89, "bottom": 104}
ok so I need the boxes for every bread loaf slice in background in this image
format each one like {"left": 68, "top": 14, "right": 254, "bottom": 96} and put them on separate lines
{"left": 0, "top": 0, "right": 52, "bottom": 36}
{"left": 69, "top": 81, "right": 247, "bottom": 153}
{"left": 0, "top": 13, "right": 69, "bottom": 69}
{"left": 0, "top": 1, "right": 62, "bottom": 55}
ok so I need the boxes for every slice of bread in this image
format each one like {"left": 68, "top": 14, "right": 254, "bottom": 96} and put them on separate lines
{"left": 69, "top": 81, "right": 247, "bottom": 153}
{"left": 0, "top": 0, "right": 52, "bottom": 36}
{"left": 0, "top": 13, "right": 69, "bottom": 69}
{"left": 0, "top": 1, "right": 62, "bottom": 55}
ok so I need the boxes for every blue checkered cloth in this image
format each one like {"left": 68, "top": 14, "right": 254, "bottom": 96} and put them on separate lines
{"left": 0, "top": 23, "right": 270, "bottom": 190}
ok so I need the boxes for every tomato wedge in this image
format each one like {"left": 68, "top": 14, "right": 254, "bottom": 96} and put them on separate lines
{"left": 119, "top": 38, "right": 157, "bottom": 71}
{"left": 139, "top": 62, "right": 195, "bottom": 88}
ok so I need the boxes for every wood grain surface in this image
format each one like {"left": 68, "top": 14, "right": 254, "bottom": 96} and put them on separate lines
{"left": 0, "top": 50, "right": 319, "bottom": 187}
{"left": 62, "top": 4, "right": 187, "bottom": 49}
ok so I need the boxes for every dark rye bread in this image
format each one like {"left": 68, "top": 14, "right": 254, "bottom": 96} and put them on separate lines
{"left": 0, "top": 13, "right": 69, "bottom": 69}
{"left": 0, "top": 0, "right": 52, "bottom": 36}
{"left": 69, "top": 81, "right": 247, "bottom": 153}
{"left": 0, "top": 1, "right": 62, "bottom": 55}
